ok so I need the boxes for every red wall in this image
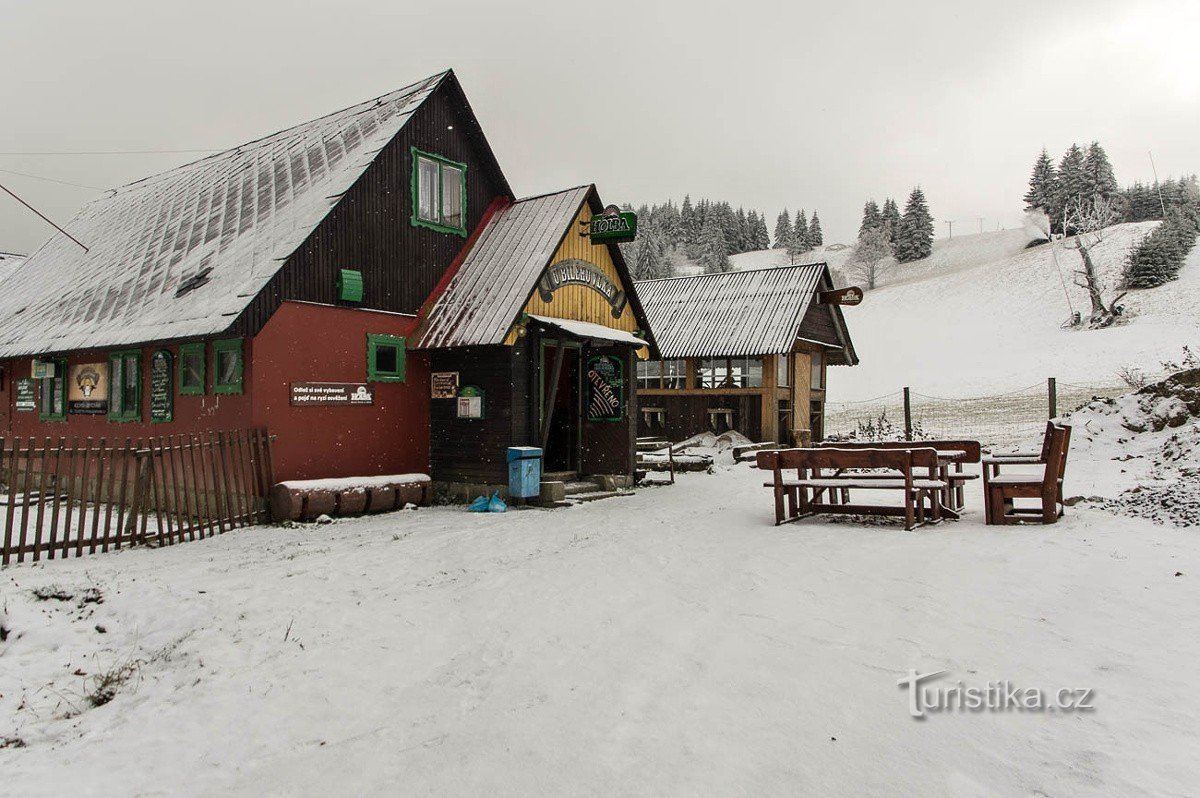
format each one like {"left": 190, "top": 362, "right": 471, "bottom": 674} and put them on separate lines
{"left": 249, "top": 301, "right": 430, "bottom": 482}
{"left": 1, "top": 301, "right": 431, "bottom": 483}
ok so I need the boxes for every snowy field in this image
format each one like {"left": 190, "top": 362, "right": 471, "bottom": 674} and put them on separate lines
{"left": 3, "top": 440, "right": 1198, "bottom": 796}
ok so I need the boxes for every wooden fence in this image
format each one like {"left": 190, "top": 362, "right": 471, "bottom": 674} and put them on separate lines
{"left": 0, "top": 429, "right": 273, "bottom": 565}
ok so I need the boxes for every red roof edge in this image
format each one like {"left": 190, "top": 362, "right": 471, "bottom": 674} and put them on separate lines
{"left": 412, "top": 195, "right": 511, "bottom": 339}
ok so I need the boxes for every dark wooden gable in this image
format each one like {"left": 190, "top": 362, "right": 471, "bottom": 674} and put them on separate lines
{"left": 796, "top": 270, "right": 858, "bottom": 365}
{"left": 231, "top": 72, "right": 512, "bottom": 338}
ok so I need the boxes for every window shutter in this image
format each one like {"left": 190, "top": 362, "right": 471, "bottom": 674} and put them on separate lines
{"left": 338, "top": 269, "right": 364, "bottom": 303}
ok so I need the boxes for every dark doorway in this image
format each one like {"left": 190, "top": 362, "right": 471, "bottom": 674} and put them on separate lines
{"left": 541, "top": 342, "right": 580, "bottom": 473}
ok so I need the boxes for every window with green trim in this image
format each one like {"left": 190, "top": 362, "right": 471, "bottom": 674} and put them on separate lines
{"left": 367, "top": 334, "right": 406, "bottom": 383}
{"left": 213, "top": 338, "right": 244, "bottom": 394}
{"left": 38, "top": 358, "right": 67, "bottom": 421}
{"left": 179, "top": 342, "right": 205, "bottom": 395}
{"left": 411, "top": 147, "right": 466, "bottom": 236}
{"left": 108, "top": 350, "right": 142, "bottom": 421}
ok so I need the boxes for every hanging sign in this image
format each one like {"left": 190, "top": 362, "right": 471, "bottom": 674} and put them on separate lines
{"left": 586, "top": 354, "right": 624, "bottom": 422}
{"left": 818, "top": 286, "right": 864, "bottom": 306}
{"left": 15, "top": 378, "right": 36, "bottom": 412}
{"left": 586, "top": 205, "right": 638, "bottom": 244}
{"left": 537, "top": 259, "right": 628, "bottom": 318}
{"left": 431, "top": 371, "right": 459, "bottom": 399}
{"left": 68, "top": 362, "right": 109, "bottom": 415}
{"left": 456, "top": 385, "right": 485, "bottom": 419}
{"left": 149, "top": 350, "right": 174, "bottom": 423}
{"left": 290, "top": 382, "right": 375, "bottom": 406}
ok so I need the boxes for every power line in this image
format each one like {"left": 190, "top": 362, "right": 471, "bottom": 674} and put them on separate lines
{"left": 0, "top": 180, "right": 89, "bottom": 252}
{"left": 0, "top": 168, "right": 104, "bottom": 190}
{"left": 0, "top": 148, "right": 220, "bottom": 156}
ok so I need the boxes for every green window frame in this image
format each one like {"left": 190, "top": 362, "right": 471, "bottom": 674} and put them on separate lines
{"left": 108, "top": 349, "right": 142, "bottom": 422}
{"left": 213, "top": 338, "right": 244, "bottom": 395}
{"left": 410, "top": 147, "right": 467, "bottom": 237}
{"left": 367, "top": 334, "right": 406, "bottom": 383}
{"left": 38, "top": 358, "right": 67, "bottom": 422}
{"left": 179, "top": 342, "right": 205, "bottom": 395}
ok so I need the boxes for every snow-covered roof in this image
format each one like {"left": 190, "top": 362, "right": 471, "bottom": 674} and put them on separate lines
{"left": 414, "top": 186, "right": 593, "bottom": 349}
{"left": 526, "top": 314, "right": 648, "bottom": 347}
{"left": 0, "top": 72, "right": 449, "bottom": 358}
{"left": 636, "top": 264, "right": 853, "bottom": 360}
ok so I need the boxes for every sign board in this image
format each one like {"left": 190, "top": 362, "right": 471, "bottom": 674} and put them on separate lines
{"left": 431, "top": 371, "right": 459, "bottom": 399}
{"left": 456, "top": 385, "right": 485, "bottom": 419}
{"left": 537, "top": 259, "right": 628, "bottom": 318}
{"left": 15, "top": 378, "right": 36, "bottom": 412}
{"left": 149, "top": 351, "right": 174, "bottom": 423}
{"left": 290, "top": 382, "right": 375, "bottom": 406}
{"left": 68, "top": 362, "right": 109, "bottom": 415}
{"left": 587, "top": 207, "right": 638, "bottom": 244}
{"left": 586, "top": 354, "right": 624, "bottom": 422}
{"left": 818, "top": 286, "right": 864, "bottom": 306}
{"left": 31, "top": 359, "right": 56, "bottom": 379}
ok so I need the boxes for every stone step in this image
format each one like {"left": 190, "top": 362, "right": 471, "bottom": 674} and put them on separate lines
{"left": 566, "top": 490, "right": 631, "bottom": 503}
{"left": 542, "top": 471, "right": 578, "bottom": 483}
{"left": 563, "top": 480, "right": 601, "bottom": 496}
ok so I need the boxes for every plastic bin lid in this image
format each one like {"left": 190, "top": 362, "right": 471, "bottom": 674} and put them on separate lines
{"left": 506, "top": 446, "right": 543, "bottom": 461}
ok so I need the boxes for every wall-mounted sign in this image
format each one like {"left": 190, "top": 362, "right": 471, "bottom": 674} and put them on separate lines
{"left": 290, "top": 382, "right": 375, "bottom": 406}
{"left": 456, "top": 385, "right": 485, "bottom": 419}
{"left": 31, "top": 359, "right": 56, "bottom": 379}
{"left": 68, "top": 362, "right": 109, "bottom": 415}
{"left": 431, "top": 371, "right": 459, "bottom": 399}
{"left": 537, "top": 259, "right": 628, "bottom": 318}
{"left": 149, "top": 350, "right": 174, "bottom": 423}
{"left": 587, "top": 205, "right": 637, "bottom": 244}
{"left": 586, "top": 354, "right": 624, "bottom": 422}
{"left": 818, "top": 286, "right": 864, "bottom": 306}
{"left": 15, "top": 378, "right": 36, "bottom": 412}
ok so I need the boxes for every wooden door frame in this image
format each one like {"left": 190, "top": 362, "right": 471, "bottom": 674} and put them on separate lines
{"left": 538, "top": 338, "right": 583, "bottom": 473}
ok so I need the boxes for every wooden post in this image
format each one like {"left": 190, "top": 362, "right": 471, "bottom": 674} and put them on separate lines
{"left": 903, "top": 387, "right": 913, "bottom": 442}
{"left": 1048, "top": 377, "right": 1058, "bottom": 419}
{"left": 125, "top": 447, "right": 154, "bottom": 541}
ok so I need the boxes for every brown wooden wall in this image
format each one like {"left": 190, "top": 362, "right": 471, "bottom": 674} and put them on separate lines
{"left": 637, "top": 392, "right": 764, "bottom": 443}
{"left": 231, "top": 74, "right": 510, "bottom": 338}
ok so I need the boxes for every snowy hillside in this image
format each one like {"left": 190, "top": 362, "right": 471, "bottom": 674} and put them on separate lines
{"left": 806, "top": 222, "right": 1200, "bottom": 399}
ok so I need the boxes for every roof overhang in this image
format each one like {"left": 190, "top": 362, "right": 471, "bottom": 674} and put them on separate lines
{"left": 528, "top": 314, "right": 648, "bottom": 347}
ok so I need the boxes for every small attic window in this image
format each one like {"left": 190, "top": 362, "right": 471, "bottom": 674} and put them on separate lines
{"left": 411, "top": 147, "right": 467, "bottom": 237}
{"left": 176, "top": 266, "right": 213, "bottom": 297}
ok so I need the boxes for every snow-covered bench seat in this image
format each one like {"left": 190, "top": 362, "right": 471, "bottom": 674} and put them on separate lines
{"left": 269, "top": 474, "right": 431, "bottom": 522}
{"left": 755, "top": 447, "right": 948, "bottom": 531}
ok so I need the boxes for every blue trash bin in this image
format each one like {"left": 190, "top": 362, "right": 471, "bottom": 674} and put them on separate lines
{"left": 506, "top": 446, "right": 543, "bottom": 500}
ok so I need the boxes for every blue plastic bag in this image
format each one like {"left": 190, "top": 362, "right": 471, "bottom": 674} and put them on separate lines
{"left": 488, "top": 491, "right": 508, "bottom": 513}
{"left": 468, "top": 494, "right": 490, "bottom": 512}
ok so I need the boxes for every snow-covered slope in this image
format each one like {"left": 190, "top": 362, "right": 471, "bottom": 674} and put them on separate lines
{"left": 819, "top": 222, "right": 1200, "bottom": 399}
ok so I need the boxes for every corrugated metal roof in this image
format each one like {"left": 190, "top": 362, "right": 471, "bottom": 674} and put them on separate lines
{"left": 0, "top": 252, "right": 25, "bottom": 286}
{"left": 635, "top": 265, "right": 826, "bottom": 359}
{"left": 0, "top": 72, "right": 448, "bottom": 358}
{"left": 414, "top": 186, "right": 590, "bottom": 349}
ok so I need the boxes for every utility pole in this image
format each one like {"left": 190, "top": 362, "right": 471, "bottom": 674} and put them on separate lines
{"left": 945, "top": 220, "right": 954, "bottom": 239}
{"left": 977, "top": 217, "right": 984, "bottom": 234}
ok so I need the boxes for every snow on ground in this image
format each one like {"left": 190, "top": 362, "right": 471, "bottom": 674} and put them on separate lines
{"left": 825, "top": 223, "right": 1200, "bottom": 399}
{"left": 3, "top": 439, "right": 1199, "bottom": 795}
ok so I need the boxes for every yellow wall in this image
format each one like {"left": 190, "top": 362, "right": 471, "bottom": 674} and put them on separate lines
{"left": 504, "top": 204, "right": 642, "bottom": 346}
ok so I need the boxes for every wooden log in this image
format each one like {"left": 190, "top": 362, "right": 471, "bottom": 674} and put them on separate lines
{"left": 336, "top": 487, "right": 368, "bottom": 516}
{"left": 365, "top": 486, "right": 397, "bottom": 514}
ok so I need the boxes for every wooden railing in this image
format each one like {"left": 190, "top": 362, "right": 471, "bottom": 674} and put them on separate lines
{"left": 1, "top": 429, "right": 273, "bottom": 565}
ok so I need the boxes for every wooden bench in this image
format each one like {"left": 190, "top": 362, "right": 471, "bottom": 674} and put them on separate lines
{"left": 756, "top": 447, "right": 947, "bottom": 531}
{"left": 983, "top": 423, "right": 1071, "bottom": 525}
{"left": 818, "top": 439, "right": 981, "bottom": 512}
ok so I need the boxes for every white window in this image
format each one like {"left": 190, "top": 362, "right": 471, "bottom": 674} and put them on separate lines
{"left": 810, "top": 352, "right": 824, "bottom": 389}
{"left": 700, "top": 357, "right": 763, "bottom": 388}
{"left": 637, "top": 359, "right": 687, "bottom": 389}
{"left": 413, "top": 149, "right": 467, "bottom": 235}
{"left": 776, "top": 354, "right": 790, "bottom": 387}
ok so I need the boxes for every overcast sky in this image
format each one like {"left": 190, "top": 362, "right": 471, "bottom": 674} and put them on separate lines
{"left": 2, "top": 0, "right": 1197, "bottom": 254}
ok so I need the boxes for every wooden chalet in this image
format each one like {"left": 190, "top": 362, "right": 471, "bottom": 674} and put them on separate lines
{"left": 634, "top": 265, "right": 858, "bottom": 446}
{"left": 0, "top": 70, "right": 656, "bottom": 495}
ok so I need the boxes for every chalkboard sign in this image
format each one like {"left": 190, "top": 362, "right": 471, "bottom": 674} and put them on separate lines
{"left": 150, "top": 350, "right": 174, "bottom": 423}
{"left": 15, "top": 378, "right": 35, "bottom": 412}
{"left": 586, "top": 355, "right": 623, "bottom": 422}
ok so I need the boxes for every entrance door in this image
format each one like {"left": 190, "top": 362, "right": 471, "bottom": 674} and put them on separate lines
{"left": 541, "top": 342, "right": 580, "bottom": 473}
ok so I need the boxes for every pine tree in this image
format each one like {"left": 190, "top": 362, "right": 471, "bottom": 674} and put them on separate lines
{"left": 1055, "top": 144, "right": 1087, "bottom": 229}
{"left": 753, "top": 212, "right": 771, "bottom": 250}
{"left": 808, "top": 211, "right": 823, "bottom": 247}
{"left": 793, "top": 210, "right": 810, "bottom": 253}
{"left": 1083, "top": 141, "right": 1118, "bottom": 201}
{"left": 895, "top": 187, "right": 934, "bottom": 263}
{"left": 680, "top": 194, "right": 697, "bottom": 245}
{"left": 773, "top": 209, "right": 792, "bottom": 249}
{"left": 880, "top": 198, "right": 901, "bottom": 250}
{"left": 859, "top": 200, "right": 882, "bottom": 237}
{"left": 1024, "top": 148, "right": 1058, "bottom": 215}
{"left": 700, "top": 220, "right": 731, "bottom": 273}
